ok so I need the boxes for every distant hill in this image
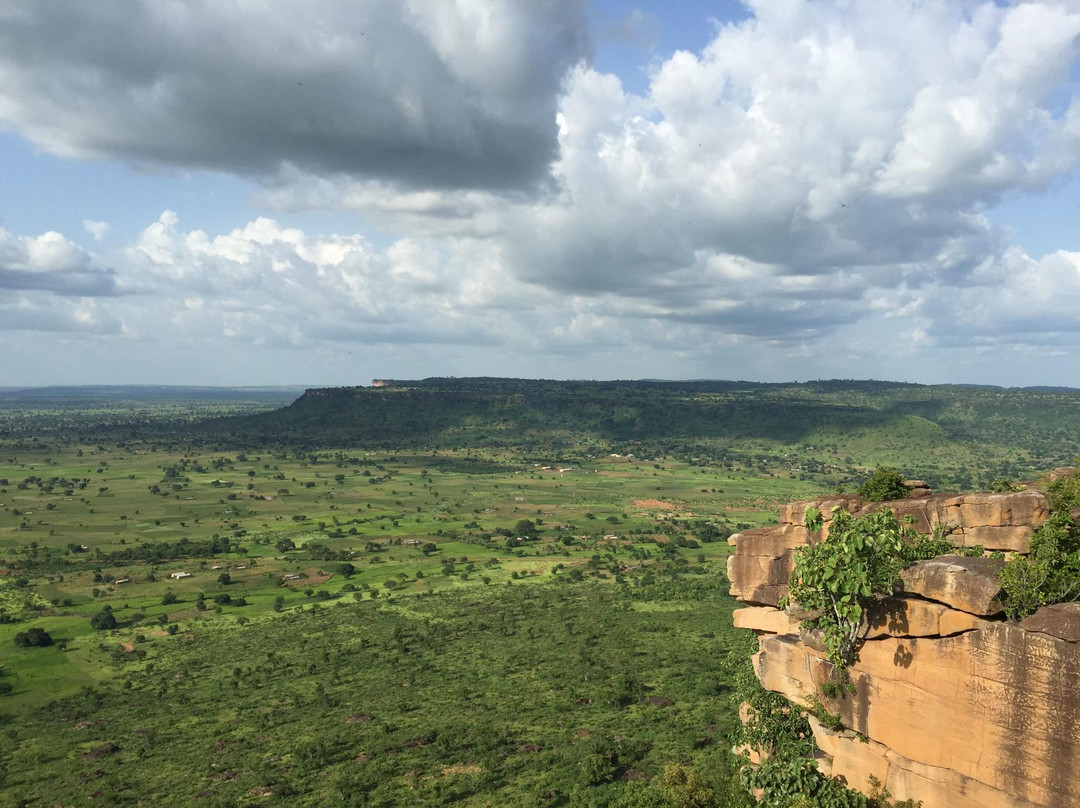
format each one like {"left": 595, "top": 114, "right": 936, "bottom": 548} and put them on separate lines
{"left": 0, "top": 385, "right": 305, "bottom": 405}
{"left": 203, "top": 377, "right": 1080, "bottom": 468}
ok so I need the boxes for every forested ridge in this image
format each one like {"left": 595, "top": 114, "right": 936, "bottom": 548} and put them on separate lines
{"left": 203, "top": 378, "right": 1080, "bottom": 482}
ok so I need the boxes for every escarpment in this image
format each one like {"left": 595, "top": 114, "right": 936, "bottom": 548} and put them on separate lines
{"left": 729, "top": 482, "right": 1080, "bottom": 808}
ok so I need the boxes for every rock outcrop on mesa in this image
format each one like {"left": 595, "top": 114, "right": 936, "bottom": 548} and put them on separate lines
{"left": 729, "top": 482, "right": 1080, "bottom": 808}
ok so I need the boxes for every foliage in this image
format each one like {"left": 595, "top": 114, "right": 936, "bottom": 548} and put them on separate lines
{"left": 856, "top": 468, "right": 908, "bottom": 502}
{"left": 729, "top": 635, "right": 815, "bottom": 761}
{"left": 1000, "top": 511, "right": 1080, "bottom": 620}
{"left": 1047, "top": 471, "right": 1080, "bottom": 513}
{"left": 89, "top": 606, "right": 118, "bottom": 631}
{"left": 0, "top": 576, "right": 756, "bottom": 806}
{"left": 742, "top": 756, "right": 868, "bottom": 808}
{"left": 866, "top": 776, "right": 922, "bottom": 808}
{"left": 657, "top": 763, "right": 721, "bottom": 808}
{"left": 13, "top": 627, "right": 52, "bottom": 647}
{"left": 789, "top": 508, "right": 907, "bottom": 670}
{"left": 897, "top": 523, "right": 982, "bottom": 565}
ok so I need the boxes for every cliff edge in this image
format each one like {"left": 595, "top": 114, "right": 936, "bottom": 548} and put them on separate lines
{"left": 729, "top": 483, "right": 1080, "bottom": 808}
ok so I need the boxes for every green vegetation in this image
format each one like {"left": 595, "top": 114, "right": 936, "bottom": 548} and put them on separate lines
{"left": 855, "top": 467, "right": 908, "bottom": 502}
{"left": 207, "top": 378, "right": 1080, "bottom": 493}
{"left": 788, "top": 508, "right": 909, "bottom": 670}
{"left": 0, "top": 379, "right": 1073, "bottom": 806}
{"left": 2, "top": 576, "right": 757, "bottom": 807}
{"left": 1000, "top": 469, "right": 1080, "bottom": 621}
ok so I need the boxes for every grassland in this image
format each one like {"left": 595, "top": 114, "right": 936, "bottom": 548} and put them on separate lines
{"left": 0, "top": 442, "right": 823, "bottom": 710}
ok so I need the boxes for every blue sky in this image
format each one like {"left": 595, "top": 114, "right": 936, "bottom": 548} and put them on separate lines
{"left": 2, "top": 0, "right": 1080, "bottom": 387}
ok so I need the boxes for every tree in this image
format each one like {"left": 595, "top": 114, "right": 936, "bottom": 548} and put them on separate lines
{"left": 856, "top": 467, "right": 908, "bottom": 502}
{"left": 788, "top": 507, "right": 907, "bottom": 670}
{"left": 657, "top": 763, "right": 718, "bottom": 808}
{"left": 90, "top": 607, "right": 118, "bottom": 631}
{"left": 513, "top": 519, "right": 537, "bottom": 539}
{"left": 338, "top": 562, "right": 356, "bottom": 578}
{"left": 14, "top": 627, "right": 53, "bottom": 647}
{"left": 1000, "top": 511, "right": 1080, "bottom": 620}
{"left": 161, "top": 592, "right": 178, "bottom": 605}
{"left": 217, "top": 572, "right": 232, "bottom": 586}
{"left": 276, "top": 537, "right": 296, "bottom": 553}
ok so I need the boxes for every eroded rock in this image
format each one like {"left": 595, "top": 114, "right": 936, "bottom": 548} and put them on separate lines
{"left": 754, "top": 627, "right": 1080, "bottom": 808}
{"left": 899, "top": 555, "right": 1006, "bottom": 616}
{"left": 1020, "top": 602, "right": 1080, "bottom": 642}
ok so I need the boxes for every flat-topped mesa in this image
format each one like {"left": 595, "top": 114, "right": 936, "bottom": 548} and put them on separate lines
{"left": 730, "top": 480, "right": 1080, "bottom": 808}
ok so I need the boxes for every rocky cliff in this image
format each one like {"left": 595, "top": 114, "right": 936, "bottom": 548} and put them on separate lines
{"left": 729, "top": 485, "right": 1080, "bottom": 808}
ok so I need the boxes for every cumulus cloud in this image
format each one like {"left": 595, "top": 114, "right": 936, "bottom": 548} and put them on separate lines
{"left": 4, "top": 1, "right": 1080, "bottom": 385}
{"left": 83, "top": 220, "right": 111, "bottom": 241}
{"left": 0, "top": 294, "right": 123, "bottom": 335}
{"left": 0, "top": 228, "right": 121, "bottom": 296}
{"left": 490, "top": 0, "right": 1080, "bottom": 349}
{"left": 0, "top": 0, "right": 591, "bottom": 190}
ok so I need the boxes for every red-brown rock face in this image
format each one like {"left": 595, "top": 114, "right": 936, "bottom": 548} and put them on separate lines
{"left": 730, "top": 483, "right": 1077, "bottom": 808}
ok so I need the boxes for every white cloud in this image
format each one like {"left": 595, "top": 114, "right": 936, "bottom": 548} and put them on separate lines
{"left": 0, "top": 227, "right": 120, "bottom": 296}
{"left": 3, "top": 1, "right": 1080, "bottom": 386}
{"left": 82, "top": 220, "right": 111, "bottom": 241}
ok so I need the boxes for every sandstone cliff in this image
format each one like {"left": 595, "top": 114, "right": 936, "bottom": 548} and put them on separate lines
{"left": 729, "top": 485, "right": 1080, "bottom": 808}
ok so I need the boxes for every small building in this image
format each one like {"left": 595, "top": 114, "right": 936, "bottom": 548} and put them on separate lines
{"left": 114, "top": 578, "right": 130, "bottom": 585}
{"left": 170, "top": 572, "right": 191, "bottom": 580}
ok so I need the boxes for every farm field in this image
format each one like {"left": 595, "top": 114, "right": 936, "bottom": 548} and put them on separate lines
{"left": 0, "top": 441, "right": 823, "bottom": 710}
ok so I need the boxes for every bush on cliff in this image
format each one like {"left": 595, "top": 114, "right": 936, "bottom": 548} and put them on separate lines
{"left": 1000, "top": 510, "right": 1080, "bottom": 621}
{"left": 788, "top": 508, "right": 908, "bottom": 670}
{"left": 856, "top": 467, "right": 909, "bottom": 502}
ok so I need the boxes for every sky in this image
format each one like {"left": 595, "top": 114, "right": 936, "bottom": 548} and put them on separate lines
{"left": 2, "top": 1, "right": 1080, "bottom": 388}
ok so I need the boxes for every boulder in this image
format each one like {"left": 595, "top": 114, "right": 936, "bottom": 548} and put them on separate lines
{"left": 732, "top": 606, "right": 801, "bottom": 635}
{"left": 1020, "top": 602, "right": 1080, "bottom": 643}
{"left": 807, "top": 716, "right": 1045, "bottom": 808}
{"left": 903, "top": 479, "right": 932, "bottom": 497}
{"left": 779, "top": 496, "right": 863, "bottom": 536}
{"left": 864, "top": 597, "right": 948, "bottom": 639}
{"left": 955, "top": 525, "right": 1034, "bottom": 552}
{"left": 899, "top": 556, "right": 1006, "bottom": 616}
{"left": 864, "top": 597, "right": 994, "bottom": 639}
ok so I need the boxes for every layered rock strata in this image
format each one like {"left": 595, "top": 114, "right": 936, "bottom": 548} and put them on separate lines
{"left": 730, "top": 489, "right": 1050, "bottom": 607}
{"left": 730, "top": 485, "right": 1080, "bottom": 808}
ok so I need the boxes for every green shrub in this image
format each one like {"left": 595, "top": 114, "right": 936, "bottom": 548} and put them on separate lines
{"left": 13, "top": 627, "right": 53, "bottom": 647}
{"left": 789, "top": 508, "right": 907, "bottom": 670}
{"left": 1047, "top": 471, "right": 1080, "bottom": 513}
{"left": 856, "top": 468, "right": 908, "bottom": 502}
{"left": 1000, "top": 511, "right": 1080, "bottom": 620}
{"left": 90, "top": 607, "right": 118, "bottom": 631}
